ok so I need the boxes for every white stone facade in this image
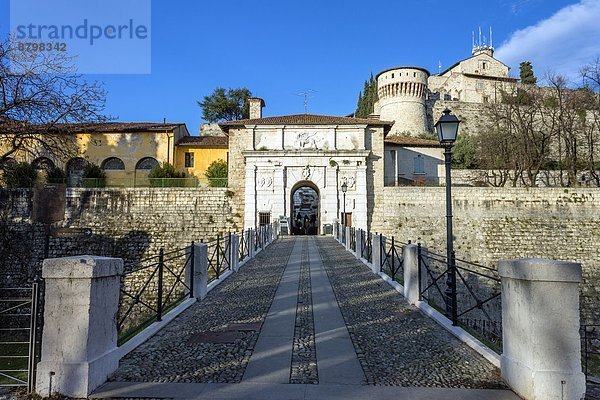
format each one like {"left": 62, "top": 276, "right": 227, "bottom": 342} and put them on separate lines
{"left": 222, "top": 117, "right": 388, "bottom": 233}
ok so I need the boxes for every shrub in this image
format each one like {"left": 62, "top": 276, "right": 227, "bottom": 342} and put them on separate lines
{"left": 81, "top": 163, "right": 106, "bottom": 187}
{"left": 46, "top": 166, "right": 66, "bottom": 184}
{"left": 205, "top": 159, "right": 228, "bottom": 187}
{"left": 3, "top": 162, "right": 38, "bottom": 188}
{"left": 148, "top": 163, "right": 189, "bottom": 187}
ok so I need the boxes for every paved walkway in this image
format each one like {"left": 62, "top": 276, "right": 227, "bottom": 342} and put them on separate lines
{"left": 93, "top": 237, "right": 519, "bottom": 399}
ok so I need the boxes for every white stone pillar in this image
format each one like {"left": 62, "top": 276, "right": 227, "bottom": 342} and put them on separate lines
{"left": 372, "top": 233, "right": 385, "bottom": 274}
{"left": 355, "top": 228, "right": 364, "bottom": 259}
{"left": 345, "top": 226, "right": 351, "bottom": 250}
{"left": 403, "top": 243, "right": 426, "bottom": 305}
{"left": 36, "top": 256, "right": 123, "bottom": 398}
{"left": 498, "top": 259, "right": 585, "bottom": 400}
{"left": 354, "top": 165, "right": 368, "bottom": 230}
{"left": 193, "top": 242, "right": 208, "bottom": 300}
{"left": 248, "top": 229, "right": 256, "bottom": 258}
{"left": 244, "top": 165, "right": 257, "bottom": 230}
{"left": 228, "top": 233, "right": 240, "bottom": 272}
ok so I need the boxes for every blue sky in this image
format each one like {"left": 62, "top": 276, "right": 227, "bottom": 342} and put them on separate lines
{"left": 1, "top": 0, "right": 599, "bottom": 134}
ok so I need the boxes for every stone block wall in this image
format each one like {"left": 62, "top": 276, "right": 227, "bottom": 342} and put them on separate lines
{"left": 0, "top": 188, "right": 238, "bottom": 287}
{"left": 371, "top": 187, "right": 600, "bottom": 324}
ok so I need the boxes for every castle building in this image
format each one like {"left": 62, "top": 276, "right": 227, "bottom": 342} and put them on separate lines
{"left": 2, "top": 40, "right": 519, "bottom": 233}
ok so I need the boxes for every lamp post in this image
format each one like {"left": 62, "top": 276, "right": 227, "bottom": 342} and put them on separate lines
{"left": 341, "top": 181, "right": 348, "bottom": 227}
{"left": 434, "top": 108, "right": 460, "bottom": 325}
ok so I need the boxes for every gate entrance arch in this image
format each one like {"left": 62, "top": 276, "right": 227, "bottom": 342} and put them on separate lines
{"left": 290, "top": 182, "right": 319, "bottom": 235}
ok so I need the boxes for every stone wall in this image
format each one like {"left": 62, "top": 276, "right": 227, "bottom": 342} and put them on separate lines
{"left": 0, "top": 188, "right": 238, "bottom": 286}
{"left": 371, "top": 187, "right": 600, "bottom": 324}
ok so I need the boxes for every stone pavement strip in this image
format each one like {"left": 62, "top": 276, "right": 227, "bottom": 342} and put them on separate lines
{"left": 94, "top": 236, "right": 519, "bottom": 399}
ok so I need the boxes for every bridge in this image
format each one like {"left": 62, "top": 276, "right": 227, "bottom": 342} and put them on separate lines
{"left": 90, "top": 236, "right": 518, "bottom": 399}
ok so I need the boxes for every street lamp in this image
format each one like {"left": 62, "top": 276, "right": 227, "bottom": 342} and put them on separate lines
{"left": 434, "top": 108, "right": 460, "bottom": 325}
{"left": 341, "top": 181, "right": 348, "bottom": 227}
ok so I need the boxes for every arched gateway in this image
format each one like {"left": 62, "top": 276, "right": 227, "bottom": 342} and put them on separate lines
{"left": 291, "top": 182, "right": 319, "bottom": 235}
{"left": 219, "top": 110, "right": 393, "bottom": 233}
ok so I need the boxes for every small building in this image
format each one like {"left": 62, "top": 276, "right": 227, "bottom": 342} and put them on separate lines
{"left": 383, "top": 136, "right": 444, "bottom": 186}
{"left": 175, "top": 135, "right": 229, "bottom": 185}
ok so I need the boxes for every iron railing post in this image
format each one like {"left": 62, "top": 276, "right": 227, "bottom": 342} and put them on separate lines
{"left": 379, "top": 233, "right": 384, "bottom": 273}
{"left": 157, "top": 248, "right": 164, "bottom": 322}
{"left": 417, "top": 243, "right": 422, "bottom": 301}
{"left": 228, "top": 231, "right": 232, "bottom": 269}
{"left": 189, "top": 241, "right": 195, "bottom": 299}
{"left": 216, "top": 235, "right": 221, "bottom": 279}
{"left": 391, "top": 236, "right": 395, "bottom": 280}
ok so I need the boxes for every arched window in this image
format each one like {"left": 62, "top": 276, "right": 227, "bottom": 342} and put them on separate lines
{"left": 101, "top": 157, "right": 125, "bottom": 170}
{"left": 31, "top": 157, "right": 55, "bottom": 171}
{"left": 67, "top": 157, "right": 88, "bottom": 175}
{"left": 66, "top": 157, "right": 89, "bottom": 187}
{"left": 135, "top": 157, "right": 159, "bottom": 170}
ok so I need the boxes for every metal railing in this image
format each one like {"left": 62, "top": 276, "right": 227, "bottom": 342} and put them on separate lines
{"left": 582, "top": 324, "right": 600, "bottom": 385}
{"left": 0, "top": 283, "right": 41, "bottom": 393}
{"left": 204, "top": 234, "right": 231, "bottom": 283}
{"left": 239, "top": 230, "right": 251, "bottom": 262}
{"left": 361, "top": 230, "right": 373, "bottom": 263}
{"left": 341, "top": 225, "right": 346, "bottom": 245}
{"left": 349, "top": 228, "right": 356, "bottom": 252}
{"left": 418, "top": 244, "right": 502, "bottom": 353}
{"left": 380, "top": 235, "right": 406, "bottom": 283}
{"left": 117, "top": 244, "right": 194, "bottom": 345}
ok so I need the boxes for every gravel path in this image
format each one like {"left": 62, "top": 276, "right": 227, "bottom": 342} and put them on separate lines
{"left": 110, "top": 238, "right": 294, "bottom": 383}
{"left": 315, "top": 237, "right": 507, "bottom": 389}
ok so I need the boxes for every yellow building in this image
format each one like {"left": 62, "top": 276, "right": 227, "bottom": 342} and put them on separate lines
{"left": 174, "top": 135, "right": 229, "bottom": 186}
{"left": 1, "top": 121, "right": 233, "bottom": 187}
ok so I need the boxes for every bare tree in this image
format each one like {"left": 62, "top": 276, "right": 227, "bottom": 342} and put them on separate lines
{"left": 580, "top": 59, "right": 600, "bottom": 186}
{"left": 0, "top": 38, "right": 107, "bottom": 168}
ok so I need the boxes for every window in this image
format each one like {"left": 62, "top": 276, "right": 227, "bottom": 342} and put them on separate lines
{"left": 483, "top": 95, "right": 489, "bottom": 103}
{"left": 259, "top": 212, "right": 271, "bottom": 226}
{"left": 482, "top": 61, "right": 488, "bottom": 70}
{"left": 185, "top": 152, "right": 194, "bottom": 168}
{"left": 443, "top": 93, "right": 452, "bottom": 101}
{"left": 31, "top": 157, "right": 55, "bottom": 171}
{"left": 391, "top": 73, "right": 394, "bottom": 78}
{"left": 101, "top": 157, "right": 125, "bottom": 170}
{"left": 413, "top": 155, "right": 425, "bottom": 174}
{"left": 476, "top": 82, "right": 485, "bottom": 90}
{"left": 136, "top": 157, "right": 159, "bottom": 170}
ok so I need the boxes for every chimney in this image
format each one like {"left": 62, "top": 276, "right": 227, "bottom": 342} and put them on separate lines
{"left": 248, "top": 98, "right": 265, "bottom": 119}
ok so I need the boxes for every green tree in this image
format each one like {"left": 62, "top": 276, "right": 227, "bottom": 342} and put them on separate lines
{"left": 519, "top": 61, "right": 537, "bottom": 85}
{"left": 452, "top": 134, "right": 477, "bottom": 169}
{"left": 205, "top": 159, "right": 228, "bottom": 187}
{"left": 354, "top": 73, "right": 379, "bottom": 118}
{"left": 2, "top": 162, "right": 37, "bottom": 188}
{"left": 198, "top": 87, "right": 252, "bottom": 122}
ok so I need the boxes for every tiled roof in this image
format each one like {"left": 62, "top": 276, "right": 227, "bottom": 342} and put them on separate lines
{"left": 177, "top": 135, "right": 229, "bottom": 147}
{"left": 384, "top": 136, "right": 443, "bottom": 148}
{"left": 218, "top": 114, "right": 393, "bottom": 131}
{"left": 0, "top": 120, "right": 186, "bottom": 133}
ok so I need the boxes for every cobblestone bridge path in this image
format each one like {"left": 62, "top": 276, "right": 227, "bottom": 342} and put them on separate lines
{"left": 93, "top": 237, "right": 519, "bottom": 400}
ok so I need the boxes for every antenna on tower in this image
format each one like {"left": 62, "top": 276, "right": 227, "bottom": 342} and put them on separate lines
{"left": 479, "top": 27, "right": 482, "bottom": 49}
{"left": 296, "top": 89, "right": 316, "bottom": 114}
{"left": 438, "top": 61, "right": 442, "bottom": 74}
{"left": 490, "top": 26, "right": 493, "bottom": 48}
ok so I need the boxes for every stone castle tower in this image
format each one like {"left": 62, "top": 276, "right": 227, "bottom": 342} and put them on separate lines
{"left": 374, "top": 66, "right": 430, "bottom": 136}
